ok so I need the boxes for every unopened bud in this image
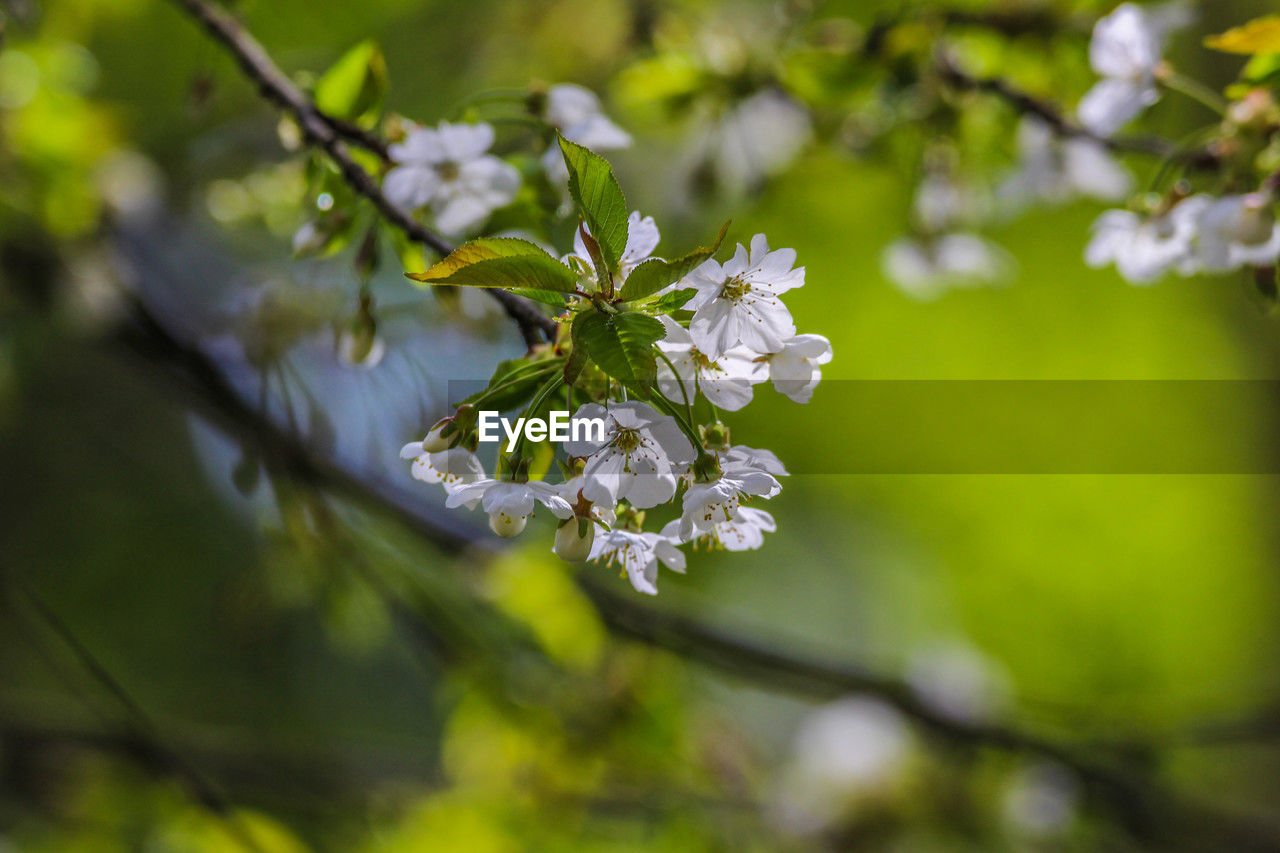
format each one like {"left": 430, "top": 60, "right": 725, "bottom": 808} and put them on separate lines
{"left": 421, "top": 421, "right": 451, "bottom": 453}
{"left": 553, "top": 518, "right": 595, "bottom": 562}
{"left": 700, "top": 421, "right": 731, "bottom": 452}
{"left": 489, "top": 512, "right": 527, "bottom": 538}
{"left": 1237, "top": 194, "right": 1276, "bottom": 246}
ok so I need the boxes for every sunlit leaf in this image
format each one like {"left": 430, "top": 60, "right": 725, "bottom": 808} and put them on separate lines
{"left": 313, "top": 40, "right": 387, "bottom": 127}
{"left": 620, "top": 220, "right": 729, "bottom": 301}
{"left": 407, "top": 238, "right": 579, "bottom": 291}
{"left": 1205, "top": 16, "right": 1280, "bottom": 55}
{"left": 558, "top": 135, "right": 629, "bottom": 276}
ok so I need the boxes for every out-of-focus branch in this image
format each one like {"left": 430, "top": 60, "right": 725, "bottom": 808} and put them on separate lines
{"left": 107, "top": 292, "right": 1280, "bottom": 850}
{"left": 164, "top": 0, "right": 556, "bottom": 349}
{"left": 936, "top": 54, "right": 1202, "bottom": 162}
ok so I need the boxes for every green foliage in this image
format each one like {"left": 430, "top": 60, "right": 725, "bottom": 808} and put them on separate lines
{"left": 558, "top": 135, "right": 630, "bottom": 278}
{"left": 313, "top": 40, "right": 388, "bottom": 128}
{"left": 571, "top": 308, "right": 664, "bottom": 396}
{"left": 406, "top": 238, "right": 579, "bottom": 291}
{"left": 620, "top": 221, "right": 729, "bottom": 302}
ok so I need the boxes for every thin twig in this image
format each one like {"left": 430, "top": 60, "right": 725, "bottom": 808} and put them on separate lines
{"left": 165, "top": 0, "right": 555, "bottom": 349}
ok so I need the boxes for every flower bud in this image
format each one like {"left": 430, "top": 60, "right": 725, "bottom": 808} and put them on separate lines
{"left": 1237, "top": 194, "right": 1276, "bottom": 246}
{"left": 421, "top": 422, "right": 451, "bottom": 454}
{"left": 553, "top": 518, "right": 595, "bottom": 562}
{"left": 489, "top": 512, "right": 527, "bottom": 538}
{"left": 700, "top": 421, "right": 731, "bottom": 452}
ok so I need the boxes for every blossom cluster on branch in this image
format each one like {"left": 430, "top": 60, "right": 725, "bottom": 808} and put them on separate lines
{"left": 398, "top": 135, "right": 829, "bottom": 594}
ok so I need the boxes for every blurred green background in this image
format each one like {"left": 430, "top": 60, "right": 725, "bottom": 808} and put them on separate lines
{"left": 4, "top": 0, "right": 1280, "bottom": 849}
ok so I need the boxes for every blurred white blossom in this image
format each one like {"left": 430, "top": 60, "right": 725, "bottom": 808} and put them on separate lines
{"left": 383, "top": 121, "right": 519, "bottom": 235}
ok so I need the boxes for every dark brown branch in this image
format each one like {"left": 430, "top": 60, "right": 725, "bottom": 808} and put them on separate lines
{"left": 936, "top": 54, "right": 1190, "bottom": 161}
{"left": 165, "top": 0, "right": 555, "bottom": 349}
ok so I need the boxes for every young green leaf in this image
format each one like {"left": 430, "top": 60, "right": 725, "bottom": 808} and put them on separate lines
{"left": 632, "top": 287, "right": 697, "bottom": 314}
{"left": 314, "top": 40, "right": 387, "bottom": 127}
{"left": 620, "top": 220, "right": 729, "bottom": 301}
{"left": 558, "top": 136, "right": 629, "bottom": 276}
{"left": 509, "top": 287, "right": 570, "bottom": 307}
{"left": 406, "top": 237, "right": 579, "bottom": 291}
{"left": 574, "top": 309, "right": 665, "bottom": 396}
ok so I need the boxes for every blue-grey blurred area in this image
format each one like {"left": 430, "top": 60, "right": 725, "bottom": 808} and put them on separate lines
{"left": 5, "top": 0, "right": 1280, "bottom": 849}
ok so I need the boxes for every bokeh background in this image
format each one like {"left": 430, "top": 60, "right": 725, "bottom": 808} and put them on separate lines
{"left": 4, "top": 0, "right": 1280, "bottom": 849}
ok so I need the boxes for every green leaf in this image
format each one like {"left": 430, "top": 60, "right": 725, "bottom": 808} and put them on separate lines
{"left": 509, "top": 287, "right": 570, "bottom": 307}
{"left": 460, "top": 358, "right": 559, "bottom": 411}
{"left": 314, "top": 40, "right": 387, "bottom": 128}
{"left": 406, "top": 238, "right": 579, "bottom": 292}
{"left": 634, "top": 287, "right": 697, "bottom": 314}
{"left": 620, "top": 220, "right": 729, "bottom": 301}
{"left": 564, "top": 311, "right": 593, "bottom": 386}
{"left": 558, "top": 135, "right": 629, "bottom": 277}
{"left": 574, "top": 309, "right": 664, "bottom": 395}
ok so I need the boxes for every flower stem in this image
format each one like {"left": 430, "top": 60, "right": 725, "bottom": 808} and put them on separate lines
{"left": 1160, "top": 71, "right": 1228, "bottom": 116}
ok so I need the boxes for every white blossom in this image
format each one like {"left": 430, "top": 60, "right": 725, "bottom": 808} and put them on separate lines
{"left": 589, "top": 528, "right": 686, "bottom": 595}
{"left": 564, "top": 401, "right": 696, "bottom": 509}
{"left": 683, "top": 233, "right": 804, "bottom": 358}
{"left": 1189, "top": 192, "right": 1280, "bottom": 272}
{"left": 383, "top": 122, "right": 519, "bottom": 235}
{"left": 678, "top": 465, "right": 781, "bottom": 540}
{"left": 749, "top": 333, "right": 832, "bottom": 404}
{"left": 722, "top": 444, "right": 789, "bottom": 478}
{"left": 655, "top": 316, "right": 763, "bottom": 411}
{"left": 774, "top": 697, "right": 914, "bottom": 833}
{"left": 444, "top": 478, "right": 573, "bottom": 537}
{"left": 663, "top": 506, "right": 775, "bottom": 551}
{"left": 1084, "top": 197, "right": 1206, "bottom": 283}
{"left": 710, "top": 89, "right": 812, "bottom": 195}
{"left": 882, "top": 233, "right": 1013, "bottom": 300}
{"left": 399, "top": 441, "right": 484, "bottom": 492}
{"left": 905, "top": 643, "right": 1011, "bottom": 725}
{"left": 998, "top": 118, "right": 1132, "bottom": 208}
{"left": 540, "top": 83, "right": 631, "bottom": 185}
{"left": 1078, "top": 3, "right": 1176, "bottom": 136}
{"left": 1002, "top": 763, "right": 1081, "bottom": 840}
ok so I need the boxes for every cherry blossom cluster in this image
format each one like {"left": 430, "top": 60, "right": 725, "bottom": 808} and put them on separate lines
{"left": 879, "top": 3, "right": 1280, "bottom": 299}
{"left": 397, "top": 142, "right": 830, "bottom": 592}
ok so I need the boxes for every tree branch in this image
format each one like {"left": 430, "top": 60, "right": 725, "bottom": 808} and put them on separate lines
{"left": 936, "top": 54, "right": 1198, "bottom": 162}
{"left": 165, "top": 0, "right": 556, "bottom": 349}
{"left": 105, "top": 290, "right": 1280, "bottom": 849}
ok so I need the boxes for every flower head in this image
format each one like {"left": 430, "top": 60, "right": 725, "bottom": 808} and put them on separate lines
{"left": 1084, "top": 197, "right": 1206, "bottom": 283}
{"left": 999, "top": 118, "right": 1132, "bottom": 208}
{"left": 1190, "top": 192, "right": 1280, "bottom": 272}
{"left": 564, "top": 401, "right": 696, "bottom": 509}
{"left": 445, "top": 478, "right": 573, "bottom": 537}
{"left": 683, "top": 234, "right": 804, "bottom": 358}
{"left": 678, "top": 466, "right": 781, "bottom": 541}
{"left": 751, "top": 333, "right": 832, "bottom": 404}
{"left": 589, "top": 528, "right": 686, "bottom": 595}
{"left": 883, "top": 233, "right": 1013, "bottom": 300}
{"left": 400, "top": 441, "right": 485, "bottom": 492}
{"left": 655, "top": 316, "right": 763, "bottom": 411}
{"left": 540, "top": 83, "right": 631, "bottom": 185}
{"left": 1077, "top": 3, "right": 1187, "bottom": 136}
{"left": 383, "top": 122, "right": 519, "bottom": 234}
{"left": 664, "top": 506, "right": 776, "bottom": 551}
